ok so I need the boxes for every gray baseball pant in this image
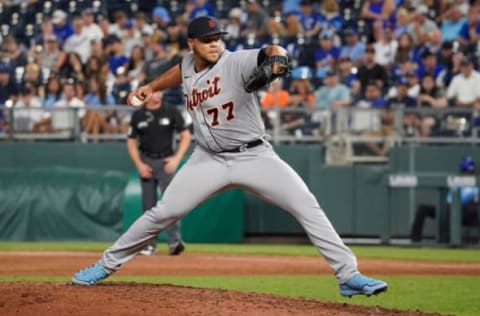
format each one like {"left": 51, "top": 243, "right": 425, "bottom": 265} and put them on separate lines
{"left": 102, "top": 142, "right": 358, "bottom": 283}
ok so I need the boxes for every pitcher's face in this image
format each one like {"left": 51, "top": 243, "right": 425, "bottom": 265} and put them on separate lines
{"left": 189, "top": 35, "right": 223, "bottom": 69}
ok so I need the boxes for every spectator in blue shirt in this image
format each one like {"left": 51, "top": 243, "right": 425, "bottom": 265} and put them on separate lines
{"left": 340, "top": 28, "right": 366, "bottom": 66}
{"left": 393, "top": 7, "right": 410, "bottom": 39}
{"left": 314, "top": 69, "right": 351, "bottom": 109}
{"left": 314, "top": 31, "right": 341, "bottom": 79}
{"left": 441, "top": 6, "right": 467, "bottom": 43}
{"left": 282, "top": 0, "right": 302, "bottom": 15}
{"left": 319, "top": 0, "right": 342, "bottom": 32}
{"left": 416, "top": 50, "right": 445, "bottom": 81}
{"left": 42, "top": 76, "right": 62, "bottom": 109}
{"left": 152, "top": 6, "right": 171, "bottom": 30}
{"left": 0, "top": 64, "right": 19, "bottom": 105}
{"left": 388, "top": 77, "right": 417, "bottom": 136}
{"left": 360, "top": 0, "right": 396, "bottom": 30}
{"left": 83, "top": 76, "right": 117, "bottom": 137}
{"left": 295, "top": 0, "right": 322, "bottom": 39}
{"left": 337, "top": 56, "right": 356, "bottom": 87}
{"left": 189, "top": 0, "right": 215, "bottom": 20}
{"left": 459, "top": 6, "right": 480, "bottom": 47}
{"left": 51, "top": 10, "right": 74, "bottom": 45}
{"left": 0, "top": 64, "right": 15, "bottom": 132}
{"left": 355, "top": 80, "right": 387, "bottom": 109}
{"left": 106, "top": 35, "right": 129, "bottom": 77}
{"left": 437, "top": 41, "right": 455, "bottom": 69}
{"left": 387, "top": 77, "right": 416, "bottom": 108}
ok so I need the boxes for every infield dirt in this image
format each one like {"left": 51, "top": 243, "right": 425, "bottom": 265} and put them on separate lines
{"left": 2, "top": 251, "right": 476, "bottom": 315}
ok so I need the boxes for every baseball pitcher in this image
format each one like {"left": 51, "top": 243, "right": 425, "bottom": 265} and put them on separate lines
{"left": 72, "top": 16, "right": 388, "bottom": 297}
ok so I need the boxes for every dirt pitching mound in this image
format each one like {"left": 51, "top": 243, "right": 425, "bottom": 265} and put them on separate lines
{"left": 0, "top": 282, "right": 442, "bottom": 316}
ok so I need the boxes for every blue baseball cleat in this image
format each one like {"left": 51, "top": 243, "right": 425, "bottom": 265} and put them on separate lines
{"left": 71, "top": 262, "right": 111, "bottom": 286}
{"left": 339, "top": 273, "right": 388, "bottom": 297}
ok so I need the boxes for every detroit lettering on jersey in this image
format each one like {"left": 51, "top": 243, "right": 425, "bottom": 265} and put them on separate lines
{"left": 181, "top": 49, "right": 265, "bottom": 152}
{"left": 184, "top": 76, "right": 221, "bottom": 111}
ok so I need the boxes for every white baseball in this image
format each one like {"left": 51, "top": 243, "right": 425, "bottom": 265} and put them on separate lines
{"left": 130, "top": 95, "right": 144, "bottom": 107}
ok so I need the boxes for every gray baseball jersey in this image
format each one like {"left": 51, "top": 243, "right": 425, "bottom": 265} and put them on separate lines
{"left": 181, "top": 49, "right": 264, "bottom": 152}
{"left": 100, "top": 48, "right": 359, "bottom": 285}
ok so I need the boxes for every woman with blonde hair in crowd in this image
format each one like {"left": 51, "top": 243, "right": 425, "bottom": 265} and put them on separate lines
{"left": 321, "top": 0, "right": 342, "bottom": 32}
{"left": 394, "top": 7, "right": 412, "bottom": 39}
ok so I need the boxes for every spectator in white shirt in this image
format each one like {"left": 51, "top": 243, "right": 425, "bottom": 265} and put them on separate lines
{"left": 13, "top": 86, "right": 44, "bottom": 132}
{"left": 52, "top": 80, "right": 86, "bottom": 131}
{"left": 63, "top": 15, "right": 92, "bottom": 64}
{"left": 108, "top": 10, "right": 128, "bottom": 39}
{"left": 133, "top": 12, "right": 154, "bottom": 39}
{"left": 446, "top": 56, "right": 480, "bottom": 107}
{"left": 373, "top": 27, "right": 398, "bottom": 67}
{"left": 82, "top": 9, "right": 104, "bottom": 43}
{"left": 122, "top": 20, "right": 142, "bottom": 57}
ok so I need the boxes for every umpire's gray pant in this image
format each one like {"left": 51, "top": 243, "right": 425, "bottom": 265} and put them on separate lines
{"left": 140, "top": 153, "right": 182, "bottom": 248}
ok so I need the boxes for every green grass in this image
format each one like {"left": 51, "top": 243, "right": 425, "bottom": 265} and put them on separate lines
{"left": 1, "top": 242, "right": 479, "bottom": 315}
{"left": 0, "top": 242, "right": 479, "bottom": 262}
{"left": 1, "top": 275, "right": 478, "bottom": 316}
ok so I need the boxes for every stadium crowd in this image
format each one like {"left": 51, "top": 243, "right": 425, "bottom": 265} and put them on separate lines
{"left": 0, "top": 0, "right": 480, "bottom": 151}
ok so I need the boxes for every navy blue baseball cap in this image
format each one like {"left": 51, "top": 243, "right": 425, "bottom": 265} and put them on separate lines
{"left": 187, "top": 16, "right": 228, "bottom": 39}
{"left": 0, "top": 64, "right": 10, "bottom": 73}
{"left": 343, "top": 27, "right": 358, "bottom": 36}
{"left": 395, "top": 77, "right": 409, "bottom": 86}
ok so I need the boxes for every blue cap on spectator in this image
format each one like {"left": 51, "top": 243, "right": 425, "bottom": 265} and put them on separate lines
{"left": 153, "top": 6, "right": 171, "bottom": 24}
{"left": 395, "top": 77, "right": 409, "bottom": 86}
{"left": 104, "top": 34, "right": 121, "bottom": 45}
{"left": 326, "top": 69, "right": 339, "bottom": 76}
{"left": 291, "top": 66, "right": 312, "bottom": 79}
{"left": 343, "top": 28, "right": 358, "bottom": 36}
{"left": 0, "top": 64, "right": 10, "bottom": 73}
{"left": 320, "top": 31, "right": 334, "bottom": 40}
{"left": 124, "top": 19, "right": 134, "bottom": 29}
{"left": 300, "top": 0, "right": 312, "bottom": 5}
{"left": 421, "top": 50, "right": 434, "bottom": 59}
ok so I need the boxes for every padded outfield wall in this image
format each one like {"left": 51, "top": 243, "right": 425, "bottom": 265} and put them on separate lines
{"left": 0, "top": 142, "right": 478, "bottom": 242}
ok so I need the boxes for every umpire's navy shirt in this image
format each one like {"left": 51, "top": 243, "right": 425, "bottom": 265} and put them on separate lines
{"left": 128, "top": 105, "right": 187, "bottom": 156}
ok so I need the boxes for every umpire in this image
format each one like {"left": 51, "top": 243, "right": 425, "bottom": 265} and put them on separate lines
{"left": 127, "top": 91, "right": 191, "bottom": 255}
